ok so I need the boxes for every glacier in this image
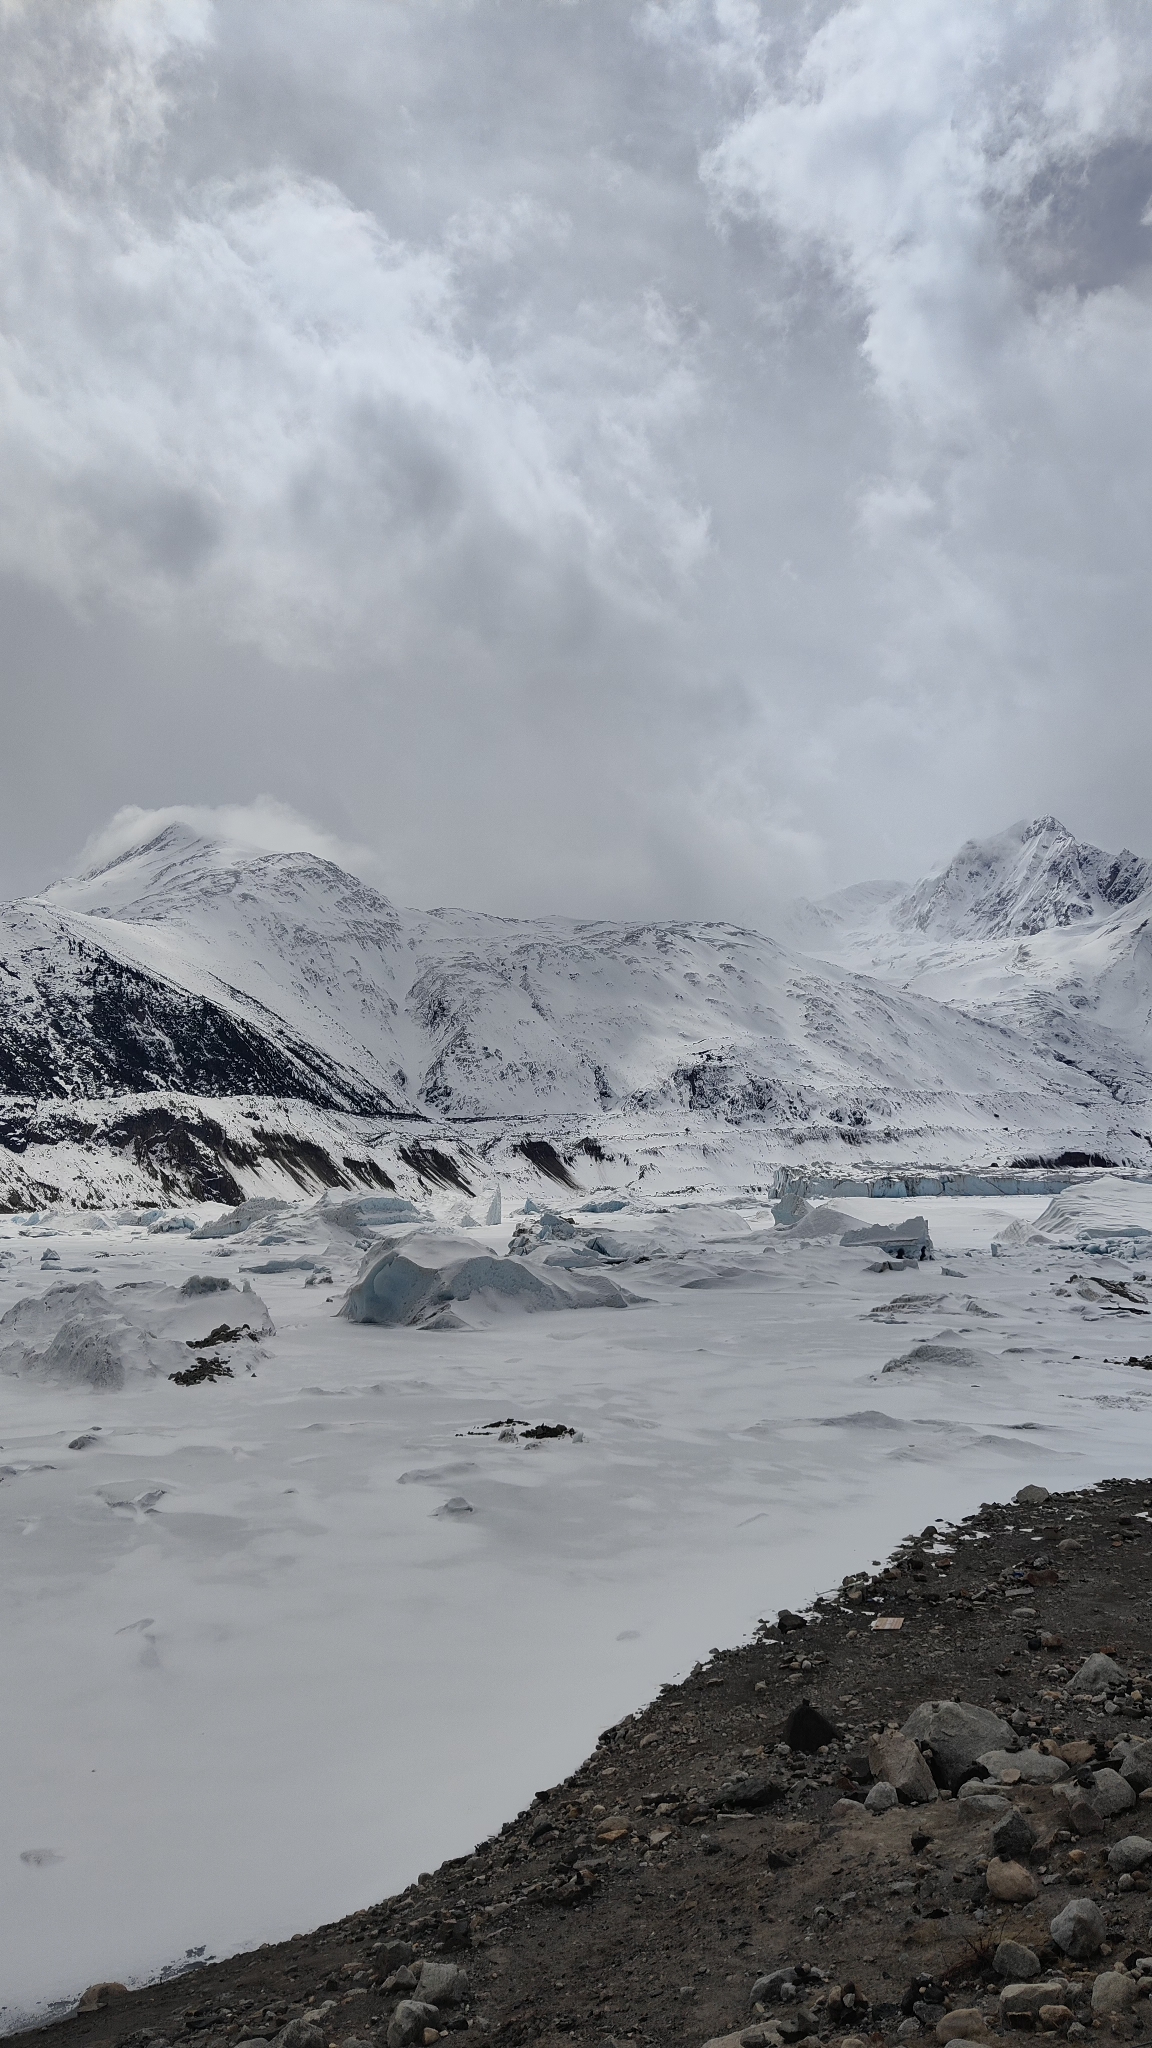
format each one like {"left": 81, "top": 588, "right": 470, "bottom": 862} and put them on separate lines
{"left": 4, "top": 814, "right": 1152, "bottom": 2023}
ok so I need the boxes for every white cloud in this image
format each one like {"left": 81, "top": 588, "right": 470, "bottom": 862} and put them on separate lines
{"left": 4, "top": 2, "right": 1152, "bottom": 917}
{"left": 74, "top": 798, "right": 385, "bottom": 882}
{"left": 0, "top": 2, "right": 707, "bottom": 664}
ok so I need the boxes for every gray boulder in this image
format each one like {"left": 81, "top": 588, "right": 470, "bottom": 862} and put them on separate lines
{"left": 751, "top": 1968, "right": 800, "bottom": 2005}
{"left": 1107, "top": 1835, "right": 1152, "bottom": 1874}
{"left": 1091, "top": 1768, "right": 1136, "bottom": 1817}
{"left": 386, "top": 2003, "right": 441, "bottom": 2048}
{"left": 1050, "top": 1897, "right": 1106, "bottom": 1961}
{"left": 868, "top": 1731, "right": 937, "bottom": 1804}
{"left": 864, "top": 1781, "right": 899, "bottom": 1813}
{"left": 1120, "top": 1740, "right": 1152, "bottom": 1795}
{"left": 1092, "top": 1974, "right": 1137, "bottom": 2016}
{"left": 1068, "top": 1654, "right": 1125, "bottom": 1696}
{"left": 902, "top": 1701, "right": 1016, "bottom": 1790}
{"left": 274, "top": 2028, "right": 325, "bottom": 2048}
{"left": 999, "top": 1983, "right": 1067, "bottom": 2018}
{"left": 994, "top": 1943, "right": 1041, "bottom": 1981}
{"left": 415, "top": 1960, "right": 469, "bottom": 2007}
{"left": 976, "top": 1747, "right": 1068, "bottom": 1785}
{"left": 991, "top": 1808, "right": 1037, "bottom": 1862}
{"left": 956, "top": 1778, "right": 1008, "bottom": 1813}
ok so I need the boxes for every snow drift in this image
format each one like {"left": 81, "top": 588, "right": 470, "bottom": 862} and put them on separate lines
{"left": 0, "top": 1275, "right": 273, "bottom": 1388}
{"left": 993, "top": 1172, "right": 1152, "bottom": 1259}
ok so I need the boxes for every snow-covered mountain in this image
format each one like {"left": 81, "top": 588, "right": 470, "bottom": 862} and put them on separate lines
{"left": 794, "top": 817, "right": 1152, "bottom": 1093}
{"left": 2, "top": 814, "right": 1152, "bottom": 1207}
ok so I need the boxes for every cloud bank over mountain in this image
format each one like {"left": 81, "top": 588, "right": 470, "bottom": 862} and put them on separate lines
{"left": 2, "top": 3, "right": 1151, "bottom": 914}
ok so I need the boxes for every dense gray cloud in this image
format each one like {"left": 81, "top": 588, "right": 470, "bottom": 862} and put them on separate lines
{"left": 1, "top": 1, "right": 1151, "bottom": 914}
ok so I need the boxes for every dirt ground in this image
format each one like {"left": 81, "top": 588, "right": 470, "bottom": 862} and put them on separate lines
{"left": 13, "top": 1473, "right": 1152, "bottom": 2048}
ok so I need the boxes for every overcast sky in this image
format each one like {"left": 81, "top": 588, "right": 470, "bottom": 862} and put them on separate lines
{"left": 2, "top": 0, "right": 1152, "bottom": 917}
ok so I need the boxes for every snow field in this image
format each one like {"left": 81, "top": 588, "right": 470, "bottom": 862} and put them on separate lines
{"left": 3, "top": 1186, "right": 1152, "bottom": 2024}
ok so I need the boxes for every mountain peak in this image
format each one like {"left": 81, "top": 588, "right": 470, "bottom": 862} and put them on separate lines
{"left": 895, "top": 817, "right": 1151, "bottom": 940}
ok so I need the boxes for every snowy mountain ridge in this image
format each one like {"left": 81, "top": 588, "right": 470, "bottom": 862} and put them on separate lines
{"left": 3, "top": 814, "right": 1152, "bottom": 1207}
{"left": 893, "top": 816, "right": 1152, "bottom": 940}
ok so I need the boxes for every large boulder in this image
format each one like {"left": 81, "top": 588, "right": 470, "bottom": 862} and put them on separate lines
{"left": 994, "top": 1943, "right": 1040, "bottom": 1981}
{"left": 986, "top": 1858, "right": 1039, "bottom": 1903}
{"left": 902, "top": 1701, "right": 1017, "bottom": 1789}
{"left": 999, "top": 1983, "right": 1068, "bottom": 2019}
{"left": 1050, "top": 1897, "right": 1106, "bottom": 1961}
{"left": 1093, "top": 1974, "right": 1137, "bottom": 2016}
{"left": 1119, "top": 1739, "right": 1152, "bottom": 1794}
{"left": 1108, "top": 1836, "right": 1152, "bottom": 1874}
{"left": 991, "top": 1809, "right": 1037, "bottom": 1862}
{"left": 415, "top": 1960, "right": 469, "bottom": 2007}
{"left": 1067, "top": 1653, "right": 1125, "bottom": 1696}
{"left": 1091, "top": 1768, "right": 1136, "bottom": 1816}
{"left": 976, "top": 1747, "right": 1068, "bottom": 1785}
{"left": 386, "top": 2003, "right": 441, "bottom": 2048}
{"left": 867, "top": 1731, "right": 937, "bottom": 1804}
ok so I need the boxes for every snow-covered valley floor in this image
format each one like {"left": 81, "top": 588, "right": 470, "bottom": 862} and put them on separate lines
{"left": 4, "top": 1189, "right": 1152, "bottom": 2026}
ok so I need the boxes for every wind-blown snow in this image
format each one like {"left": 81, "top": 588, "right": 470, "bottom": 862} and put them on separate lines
{"left": 4, "top": 1179, "right": 1152, "bottom": 2025}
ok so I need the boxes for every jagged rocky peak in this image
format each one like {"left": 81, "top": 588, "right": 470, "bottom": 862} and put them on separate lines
{"left": 40, "top": 820, "right": 403, "bottom": 935}
{"left": 894, "top": 816, "right": 1152, "bottom": 940}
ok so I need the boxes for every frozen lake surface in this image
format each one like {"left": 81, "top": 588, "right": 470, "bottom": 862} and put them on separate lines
{"left": 4, "top": 1183, "right": 1152, "bottom": 2025}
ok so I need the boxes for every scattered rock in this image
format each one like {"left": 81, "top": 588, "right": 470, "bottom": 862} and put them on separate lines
{"left": 995, "top": 1942, "right": 1042, "bottom": 1981}
{"left": 999, "top": 1982, "right": 1070, "bottom": 2019}
{"left": 778, "top": 1611, "right": 808, "bottom": 1633}
{"left": 1050, "top": 1896, "right": 1107, "bottom": 1960}
{"left": 977, "top": 1747, "right": 1068, "bottom": 1784}
{"left": 936, "top": 2010, "right": 990, "bottom": 2042}
{"left": 1068, "top": 1654, "right": 1126, "bottom": 1696}
{"left": 274, "top": 2025, "right": 325, "bottom": 2048}
{"left": 751, "top": 1968, "right": 800, "bottom": 2005}
{"left": 1108, "top": 1836, "right": 1152, "bottom": 1874}
{"left": 1015, "top": 1485, "right": 1051, "bottom": 1505}
{"left": 991, "top": 1809, "right": 1037, "bottom": 1862}
{"left": 710, "top": 1775, "right": 786, "bottom": 1813}
{"left": 415, "top": 1960, "right": 469, "bottom": 2007}
{"left": 902, "top": 1701, "right": 1017, "bottom": 1790}
{"left": 959, "top": 1793, "right": 1011, "bottom": 1819}
{"left": 774, "top": 2007, "right": 817, "bottom": 2041}
{"left": 76, "top": 1984, "right": 128, "bottom": 2013}
{"left": 1092, "top": 1974, "right": 1137, "bottom": 2016}
{"left": 386, "top": 2002, "right": 441, "bottom": 2048}
{"left": 1037, "top": 2008, "right": 1074, "bottom": 2031}
{"left": 867, "top": 1732, "right": 937, "bottom": 1804}
{"left": 1065, "top": 1793, "right": 1105, "bottom": 1835}
{"left": 986, "top": 1857, "right": 1039, "bottom": 1903}
{"left": 1119, "top": 1740, "right": 1152, "bottom": 1794}
{"left": 864, "top": 1780, "right": 899, "bottom": 1814}
{"left": 1091, "top": 1767, "right": 1137, "bottom": 1816}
